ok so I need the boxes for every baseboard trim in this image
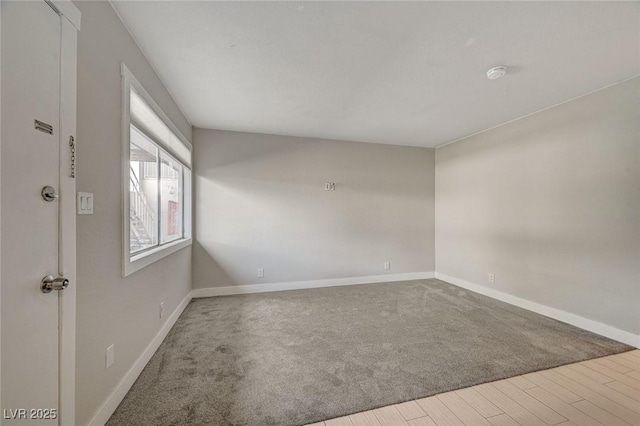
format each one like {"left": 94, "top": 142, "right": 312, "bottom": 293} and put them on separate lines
{"left": 87, "top": 291, "right": 193, "bottom": 426}
{"left": 435, "top": 273, "right": 640, "bottom": 349}
{"left": 192, "top": 271, "right": 436, "bottom": 298}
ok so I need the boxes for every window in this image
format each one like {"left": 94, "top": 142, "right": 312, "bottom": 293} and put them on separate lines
{"left": 122, "top": 64, "right": 192, "bottom": 276}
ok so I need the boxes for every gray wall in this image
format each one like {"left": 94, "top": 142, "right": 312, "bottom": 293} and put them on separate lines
{"left": 193, "top": 129, "right": 435, "bottom": 289}
{"left": 75, "top": 2, "right": 192, "bottom": 424}
{"left": 435, "top": 77, "right": 640, "bottom": 335}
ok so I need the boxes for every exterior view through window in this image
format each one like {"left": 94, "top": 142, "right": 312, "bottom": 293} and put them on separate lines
{"left": 129, "top": 88, "right": 191, "bottom": 255}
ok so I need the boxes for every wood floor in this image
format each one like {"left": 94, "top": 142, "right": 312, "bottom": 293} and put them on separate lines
{"left": 308, "top": 350, "right": 640, "bottom": 426}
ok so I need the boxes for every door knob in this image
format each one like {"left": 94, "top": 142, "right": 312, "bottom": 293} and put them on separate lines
{"left": 41, "top": 186, "right": 59, "bottom": 202}
{"left": 41, "top": 275, "right": 69, "bottom": 293}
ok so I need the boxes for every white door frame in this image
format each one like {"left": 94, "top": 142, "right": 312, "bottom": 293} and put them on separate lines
{"left": 0, "top": 2, "right": 3, "bottom": 416}
{"left": 49, "top": 2, "right": 80, "bottom": 424}
{"left": 57, "top": 5, "right": 79, "bottom": 426}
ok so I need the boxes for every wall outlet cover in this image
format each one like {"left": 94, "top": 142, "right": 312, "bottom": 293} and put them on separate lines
{"left": 106, "top": 344, "right": 115, "bottom": 369}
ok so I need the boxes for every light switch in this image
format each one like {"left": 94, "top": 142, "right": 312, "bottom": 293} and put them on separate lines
{"left": 77, "top": 192, "right": 94, "bottom": 215}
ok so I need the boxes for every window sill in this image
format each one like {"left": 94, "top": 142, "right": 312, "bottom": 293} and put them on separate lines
{"left": 124, "top": 238, "right": 192, "bottom": 277}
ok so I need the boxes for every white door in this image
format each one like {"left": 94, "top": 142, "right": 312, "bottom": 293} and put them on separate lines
{"left": 1, "top": 1, "right": 76, "bottom": 424}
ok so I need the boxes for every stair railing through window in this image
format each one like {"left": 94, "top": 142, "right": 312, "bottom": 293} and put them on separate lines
{"left": 130, "top": 166, "right": 158, "bottom": 253}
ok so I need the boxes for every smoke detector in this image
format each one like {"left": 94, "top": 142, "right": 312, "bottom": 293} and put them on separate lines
{"left": 486, "top": 66, "right": 507, "bottom": 80}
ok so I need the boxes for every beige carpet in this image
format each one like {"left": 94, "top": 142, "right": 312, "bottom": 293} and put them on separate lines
{"left": 107, "top": 279, "right": 632, "bottom": 426}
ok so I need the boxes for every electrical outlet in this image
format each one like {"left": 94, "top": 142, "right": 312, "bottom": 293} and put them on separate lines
{"left": 324, "top": 182, "right": 336, "bottom": 191}
{"left": 257, "top": 268, "right": 264, "bottom": 278}
{"left": 160, "top": 302, "right": 165, "bottom": 319}
{"left": 384, "top": 261, "right": 391, "bottom": 270}
{"left": 106, "top": 344, "right": 115, "bottom": 369}
{"left": 488, "top": 273, "right": 495, "bottom": 283}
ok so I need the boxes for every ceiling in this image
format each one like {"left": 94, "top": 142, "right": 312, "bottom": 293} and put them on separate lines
{"left": 111, "top": 1, "right": 640, "bottom": 148}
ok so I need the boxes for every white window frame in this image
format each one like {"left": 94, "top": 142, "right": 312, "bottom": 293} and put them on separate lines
{"left": 121, "top": 63, "right": 192, "bottom": 277}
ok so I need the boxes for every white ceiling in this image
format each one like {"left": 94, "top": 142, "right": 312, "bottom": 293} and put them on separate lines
{"left": 111, "top": 1, "right": 640, "bottom": 148}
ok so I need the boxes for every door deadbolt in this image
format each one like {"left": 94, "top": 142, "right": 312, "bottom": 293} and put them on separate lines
{"left": 41, "top": 186, "right": 59, "bottom": 202}
{"left": 41, "top": 275, "right": 69, "bottom": 293}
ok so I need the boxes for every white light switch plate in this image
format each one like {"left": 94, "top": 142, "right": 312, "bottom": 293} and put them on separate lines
{"left": 77, "top": 192, "right": 94, "bottom": 215}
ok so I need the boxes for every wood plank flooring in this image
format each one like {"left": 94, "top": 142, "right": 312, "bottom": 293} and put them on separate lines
{"left": 308, "top": 350, "right": 640, "bottom": 426}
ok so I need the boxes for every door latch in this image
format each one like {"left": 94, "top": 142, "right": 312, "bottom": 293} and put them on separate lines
{"left": 69, "top": 135, "right": 76, "bottom": 178}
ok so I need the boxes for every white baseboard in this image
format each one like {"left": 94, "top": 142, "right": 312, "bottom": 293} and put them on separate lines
{"left": 435, "top": 273, "right": 640, "bottom": 349}
{"left": 192, "top": 271, "right": 436, "bottom": 298}
{"left": 87, "top": 291, "right": 193, "bottom": 426}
